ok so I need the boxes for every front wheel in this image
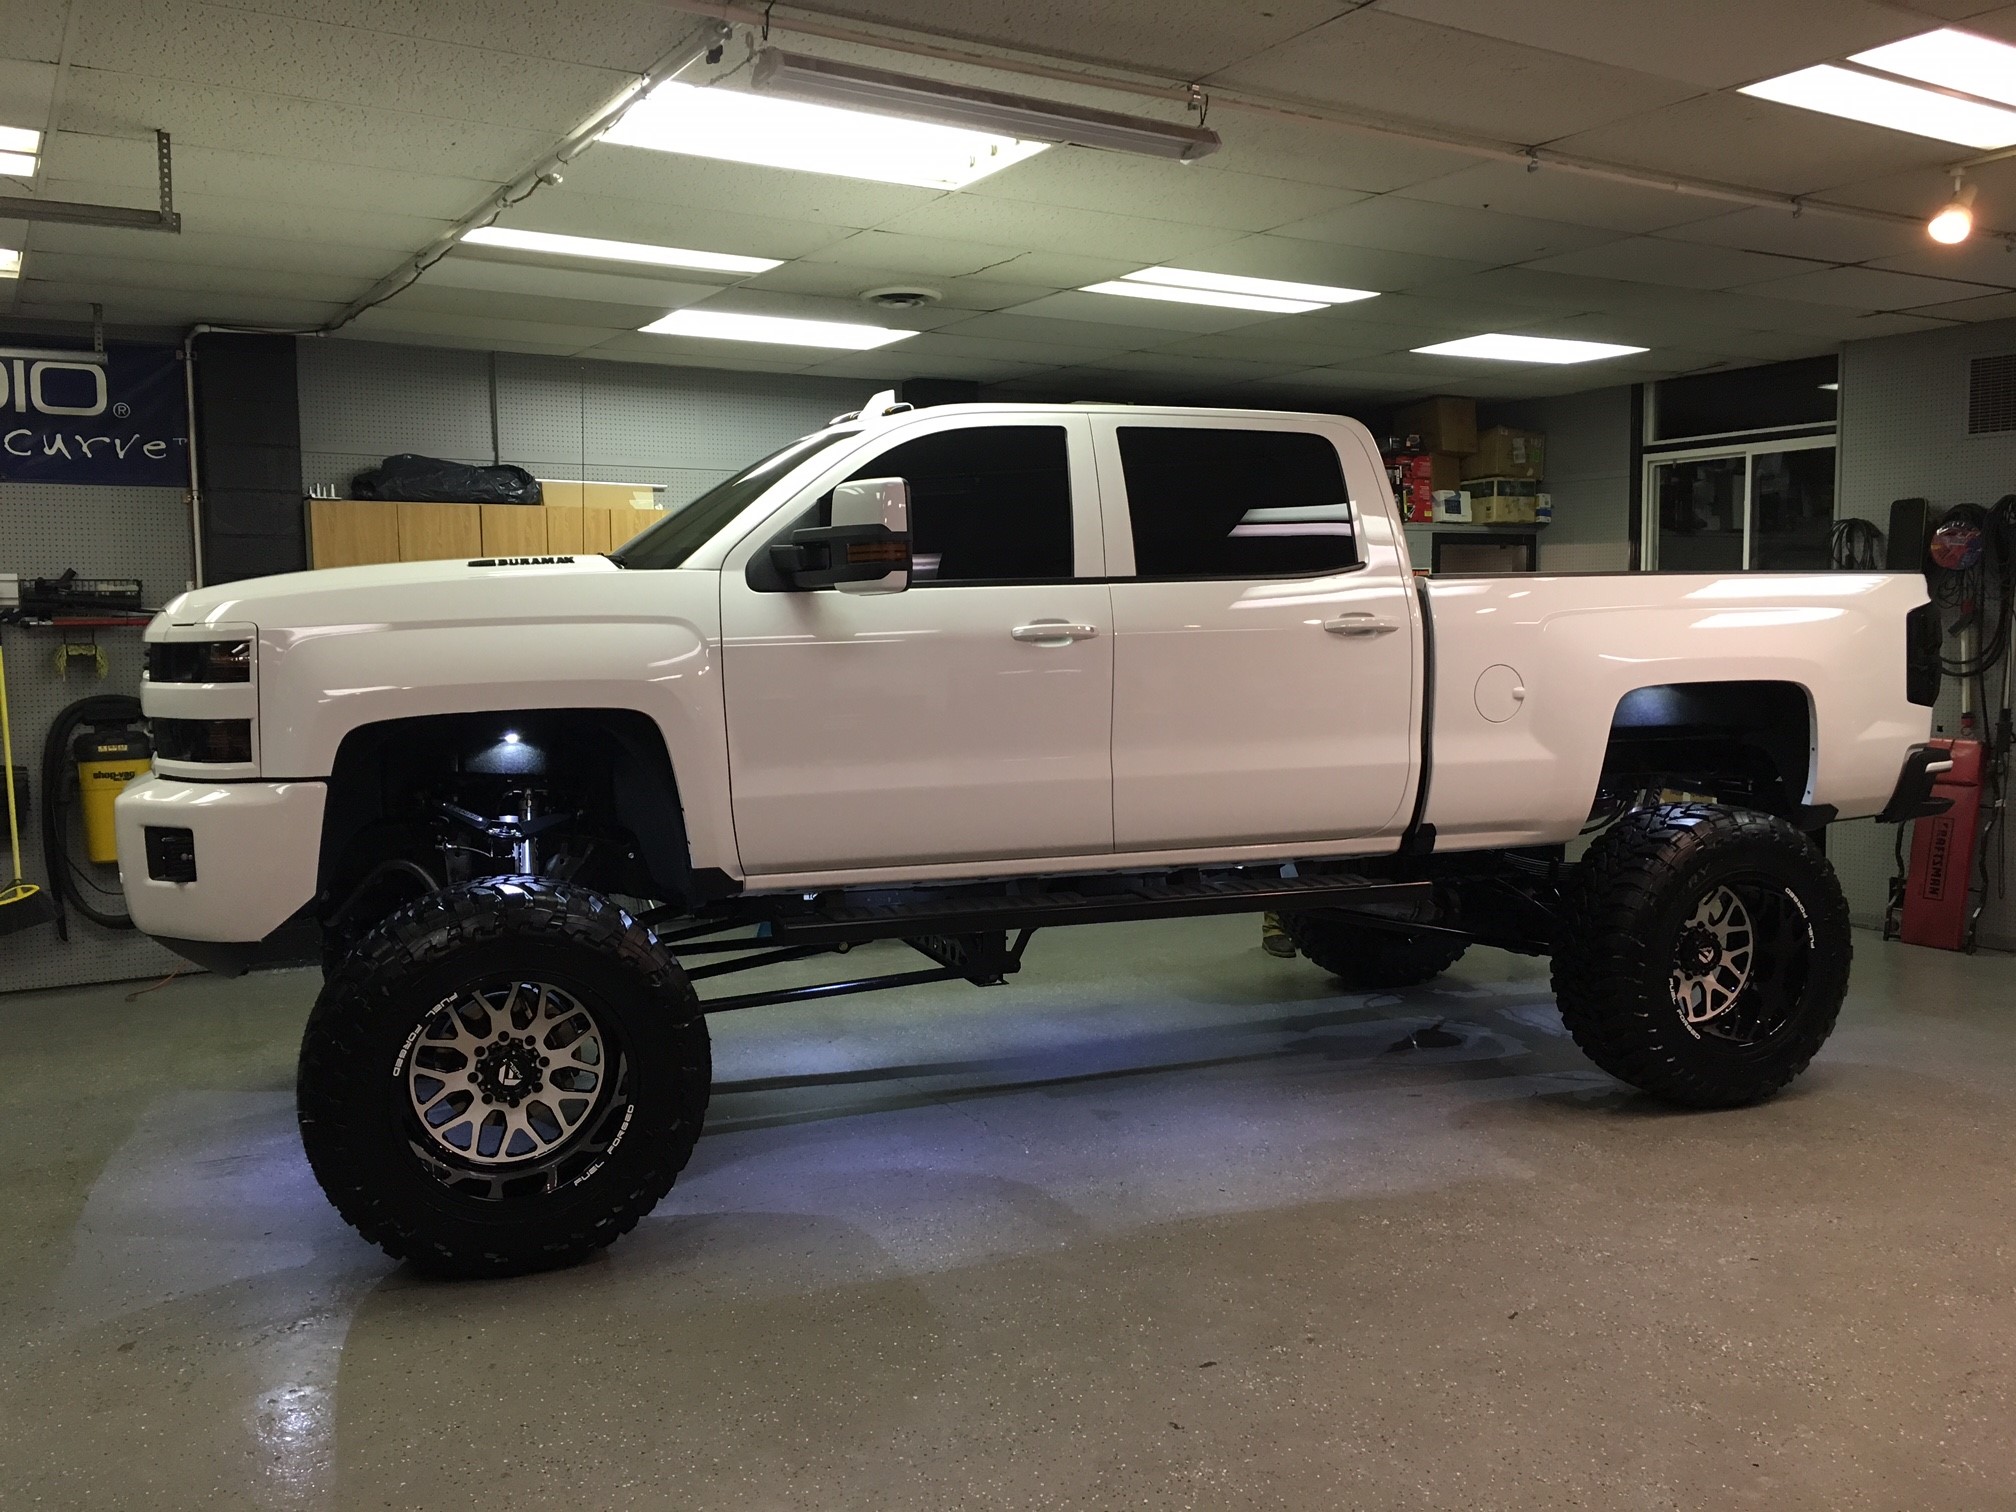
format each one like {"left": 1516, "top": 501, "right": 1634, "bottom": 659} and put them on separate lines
{"left": 1551, "top": 804, "right": 1850, "bottom": 1108}
{"left": 297, "top": 878, "right": 710, "bottom": 1278}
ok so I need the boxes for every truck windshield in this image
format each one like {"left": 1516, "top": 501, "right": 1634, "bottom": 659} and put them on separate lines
{"left": 611, "top": 428, "right": 861, "bottom": 570}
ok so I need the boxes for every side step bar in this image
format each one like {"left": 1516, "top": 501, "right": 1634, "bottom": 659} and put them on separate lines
{"left": 765, "top": 872, "right": 1433, "bottom": 947}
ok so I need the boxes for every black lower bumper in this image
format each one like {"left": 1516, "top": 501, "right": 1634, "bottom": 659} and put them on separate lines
{"left": 1877, "top": 744, "right": 1957, "bottom": 824}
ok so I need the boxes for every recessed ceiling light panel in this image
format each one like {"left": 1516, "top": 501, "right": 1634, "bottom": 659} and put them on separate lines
{"left": 1739, "top": 63, "right": 2016, "bottom": 149}
{"left": 0, "top": 151, "right": 35, "bottom": 178}
{"left": 1850, "top": 28, "right": 2016, "bottom": 110}
{"left": 641, "top": 308, "right": 916, "bottom": 349}
{"left": 604, "top": 80, "right": 1047, "bottom": 190}
{"left": 0, "top": 249, "right": 19, "bottom": 279}
{"left": 1080, "top": 280, "right": 1323, "bottom": 314}
{"left": 461, "top": 226, "right": 780, "bottom": 274}
{"left": 1123, "top": 267, "right": 1379, "bottom": 304}
{"left": 1413, "top": 334, "right": 1648, "bottom": 364}
{"left": 0, "top": 126, "right": 39, "bottom": 155}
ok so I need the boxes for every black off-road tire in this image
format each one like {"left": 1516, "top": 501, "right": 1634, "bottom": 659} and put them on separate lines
{"left": 297, "top": 878, "right": 710, "bottom": 1279}
{"left": 1551, "top": 804, "right": 1850, "bottom": 1108}
{"left": 1281, "top": 910, "right": 1470, "bottom": 990}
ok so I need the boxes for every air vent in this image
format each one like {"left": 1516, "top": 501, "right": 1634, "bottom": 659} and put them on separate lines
{"left": 1969, "top": 352, "right": 2016, "bottom": 435}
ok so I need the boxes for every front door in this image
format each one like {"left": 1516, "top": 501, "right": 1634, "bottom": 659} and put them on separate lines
{"left": 1096, "top": 417, "right": 1421, "bottom": 851}
{"left": 720, "top": 414, "right": 1113, "bottom": 875}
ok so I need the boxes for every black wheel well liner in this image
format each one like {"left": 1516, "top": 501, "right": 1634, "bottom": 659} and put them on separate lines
{"left": 1601, "top": 680, "right": 1814, "bottom": 813}
{"left": 318, "top": 708, "right": 701, "bottom": 906}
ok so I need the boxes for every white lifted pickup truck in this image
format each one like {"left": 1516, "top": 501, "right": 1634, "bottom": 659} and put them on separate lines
{"left": 118, "top": 395, "right": 1946, "bottom": 1277}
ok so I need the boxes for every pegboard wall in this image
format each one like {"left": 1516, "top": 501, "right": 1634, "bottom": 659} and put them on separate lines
{"left": 297, "top": 339, "right": 879, "bottom": 507}
{"left": 1831, "top": 314, "right": 2016, "bottom": 945}
{"left": 0, "top": 481, "right": 194, "bottom": 994}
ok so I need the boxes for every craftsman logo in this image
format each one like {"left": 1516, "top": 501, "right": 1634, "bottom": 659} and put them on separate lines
{"left": 1922, "top": 816, "right": 1954, "bottom": 901}
{"left": 0, "top": 343, "right": 187, "bottom": 487}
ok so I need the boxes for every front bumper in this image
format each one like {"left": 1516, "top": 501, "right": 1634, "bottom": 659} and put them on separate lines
{"left": 115, "top": 775, "right": 326, "bottom": 943}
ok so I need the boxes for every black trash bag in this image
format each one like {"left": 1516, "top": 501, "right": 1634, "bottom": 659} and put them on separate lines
{"left": 350, "top": 454, "right": 543, "bottom": 505}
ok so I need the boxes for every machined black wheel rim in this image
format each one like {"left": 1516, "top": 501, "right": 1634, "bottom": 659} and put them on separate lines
{"left": 1668, "top": 873, "right": 1815, "bottom": 1047}
{"left": 399, "top": 979, "right": 631, "bottom": 1202}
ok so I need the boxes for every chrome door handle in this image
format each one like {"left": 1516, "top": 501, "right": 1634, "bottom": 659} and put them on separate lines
{"left": 1011, "top": 621, "right": 1099, "bottom": 644}
{"left": 1323, "top": 615, "right": 1399, "bottom": 637}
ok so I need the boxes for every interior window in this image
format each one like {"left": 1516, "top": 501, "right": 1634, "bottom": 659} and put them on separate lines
{"left": 1118, "top": 427, "right": 1357, "bottom": 578}
{"left": 802, "top": 424, "right": 1075, "bottom": 585}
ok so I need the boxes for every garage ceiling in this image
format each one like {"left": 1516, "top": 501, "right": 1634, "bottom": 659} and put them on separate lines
{"left": 4, "top": 0, "right": 2016, "bottom": 405}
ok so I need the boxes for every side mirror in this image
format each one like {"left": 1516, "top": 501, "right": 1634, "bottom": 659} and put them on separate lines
{"left": 767, "top": 476, "right": 912, "bottom": 593}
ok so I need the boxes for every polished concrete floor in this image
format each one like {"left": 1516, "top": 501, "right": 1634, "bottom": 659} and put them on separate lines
{"left": 2, "top": 918, "right": 2013, "bottom": 1509}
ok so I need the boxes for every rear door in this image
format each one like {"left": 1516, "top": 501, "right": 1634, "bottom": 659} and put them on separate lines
{"left": 1094, "top": 416, "right": 1421, "bottom": 852}
{"left": 719, "top": 413, "right": 1113, "bottom": 874}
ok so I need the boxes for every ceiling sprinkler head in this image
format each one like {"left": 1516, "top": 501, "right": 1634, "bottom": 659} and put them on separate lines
{"left": 861, "top": 286, "right": 941, "bottom": 309}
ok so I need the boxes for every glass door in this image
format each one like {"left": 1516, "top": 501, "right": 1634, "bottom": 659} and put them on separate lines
{"left": 1749, "top": 446, "right": 1836, "bottom": 570}
{"left": 1652, "top": 454, "right": 1746, "bottom": 572}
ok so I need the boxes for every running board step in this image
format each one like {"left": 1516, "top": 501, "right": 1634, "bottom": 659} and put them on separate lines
{"left": 766, "top": 872, "right": 1432, "bottom": 947}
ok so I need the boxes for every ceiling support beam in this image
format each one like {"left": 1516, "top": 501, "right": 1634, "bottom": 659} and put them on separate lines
{"left": 659, "top": 0, "right": 2014, "bottom": 248}
{"left": 0, "top": 130, "right": 181, "bottom": 234}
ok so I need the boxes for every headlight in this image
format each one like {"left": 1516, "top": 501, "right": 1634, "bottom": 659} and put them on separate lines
{"left": 152, "top": 719, "right": 253, "bottom": 765}
{"left": 147, "top": 639, "right": 252, "bottom": 684}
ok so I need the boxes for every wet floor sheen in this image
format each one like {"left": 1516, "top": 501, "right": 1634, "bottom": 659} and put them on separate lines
{"left": 1, "top": 918, "right": 2012, "bottom": 1509}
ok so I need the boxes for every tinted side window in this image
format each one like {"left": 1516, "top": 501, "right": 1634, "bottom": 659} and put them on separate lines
{"left": 1118, "top": 427, "right": 1357, "bottom": 578}
{"left": 851, "top": 425, "right": 1075, "bottom": 584}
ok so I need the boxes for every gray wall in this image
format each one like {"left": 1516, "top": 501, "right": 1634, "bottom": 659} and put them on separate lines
{"left": 0, "top": 482, "right": 193, "bottom": 994}
{"left": 297, "top": 340, "right": 883, "bottom": 505}
{"left": 1829, "top": 314, "right": 2016, "bottom": 944}
{"left": 1484, "top": 386, "right": 1636, "bottom": 572}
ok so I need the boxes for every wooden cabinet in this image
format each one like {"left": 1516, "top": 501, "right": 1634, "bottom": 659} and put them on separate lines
{"left": 397, "top": 503, "right": 481, "bottom": 562}
{"left": 307, "top": 500, "right": 400, "bottom": 568}
{"left": 480, "top": 505, "right": 548, "bottom": 557}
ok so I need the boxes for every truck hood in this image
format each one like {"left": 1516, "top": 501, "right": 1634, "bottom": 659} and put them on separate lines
{"left": 158, "top": 554, "right": 630, "bottom": 632}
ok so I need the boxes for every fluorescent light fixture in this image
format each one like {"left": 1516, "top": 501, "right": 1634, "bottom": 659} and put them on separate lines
{"left": 0, "top": 249, "right": 18, "bottom": 280}
{"left": 1414, "top": 333, "right": 1648, "bottom": 364}
{"left": 1819, "top": 382, "right": 1841, "bottom": 391}
{"left": 0, "top": 151, "right": 35, "bottom": 178}
{"left": 640, "top": 309, "right": 916, "bottom": 349}
{"left": 1739, "top": 63, "right": 2016, "bottom": 149}
{"left": 1851, "top": 28, "right": 2016, "bottom": 110}
{"left": 1121, "top": 266, "right": 1379, "bottom": 305}
{"left": 0, "top": 126, "right": 38, "bottom": 154}
{"left": 750, "top": 49, "right": 1221, "bottom": 162}
{"left": 461, "top": 226, "right": 780, "bottom": 274}
{"left": 604, "top": 80, "right": 1047, "bottom": 190}
{"left": 1081, "top": 279, "right": 1322, "bottom": 314}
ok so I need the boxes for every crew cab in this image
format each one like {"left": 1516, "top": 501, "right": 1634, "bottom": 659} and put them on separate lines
{"left": 116, "top": 396, "right": 1944, "bottom": 1277}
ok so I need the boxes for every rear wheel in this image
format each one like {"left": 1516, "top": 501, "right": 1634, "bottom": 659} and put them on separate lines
{"left": 1551, "top": 804, "right": 1849, "bottom": 1108}
{"left": 297, "top": 878, "right": 710, "bottom": 1278}
{"left": 1282, "top": 910, "right": 1469, "bottom": 990}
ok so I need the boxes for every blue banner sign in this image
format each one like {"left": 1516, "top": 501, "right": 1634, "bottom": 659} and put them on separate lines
{"left": 0, "top": 342, "right": 189, "bottom": 486}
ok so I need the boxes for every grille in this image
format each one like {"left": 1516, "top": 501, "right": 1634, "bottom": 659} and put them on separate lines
{"left": 1968, "top": 353, "right": 2016, "bottom": 435}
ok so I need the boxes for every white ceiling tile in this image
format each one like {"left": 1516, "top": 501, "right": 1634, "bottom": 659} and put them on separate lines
{"left": 1815, "top": 156, "right": 2016, "bottom": 220}
{"left": 1661, "top": 207, "right": 1926, "bottom": 264}
{"left": 736, "top": 263, "right": 1047, "bottom": 314}
{"left": 934, "top": 311, "right": 1167, "bottom": 350}
{"left": 1868, "top": 245, "right": 2016, "bottom": 289}
{"left": 868, "top": 194, "right": 1242, "bottom": 261}
{"left": 802, "top": 231, "right": 1026, "bottom": 278}
{"left": 963, "top": 147, "right": 1364, "bottom": 231}
{"left": 492, "top": 194, "right": 852, "bottom": 262}
{"left": 1188, "top": 110, "right": 1479, "bottom": 194}
{"left": 796, "top": 351, "right": 1043, "bottom": 382}
{"left": 373, "top": 284, "right": 663, "bottom": 332}
{"left": 852, "top": 329, "right": 1089, "bottom": 365}
{"left": 1522, "top": 237, "right": 1827, "bottom": 289}
{"left": 0, "top": 0, "right": 70, "bottom": 64}
{"left": 429, "top": 252, "right": 732, "bottom": 308}
{"left": 29, "top": 179, "right": 456, "bottom": 251}
{"left": 1147, "top": 328, "right": 1420, "bottom": 366}
{"left": 73, "top": 0, "right": 633, "bottom": 134}
{"left": 558, "top": 147, "right": 943, "bottom": 228}
{"left": 1178, "top": 233, "right": 1495, "bottom": 289}
{"left": 1002, "top": 288, "right": 1293, "bottom": 335}
{"left": 1213, "top": 10, "right": 1703, "bottom": 143}
{"left": 12, "top": 279, "right": 340, "bottom": 327}
{"left": 950, "top": 250, "right": 1147, "bottom": 289}
{"left": 1902, "top": 289, "right": 2016, "bottom": 321}
{"left": 1739, "top": 265, "right": 1998, "bottom": 309}
{"left": 1548, "top": 93, "right": 1955, "bottom": 197}
{"left": 14, "top": 250, "right": 362, "bottom": 303}
{"left": 346, "top": 306, "right": 617, "bottom": 352}
{"left": 23, "top": 223, "right": 399, "bottom": 279}
{"left": 1270, "top": 196, "right": 1625, "bottom": 264}
{"left": 1517, "top": 311, "right": 1838, "bottom": 361}
{"left": 1376, "top": 0, "right": 1918, "bottom": 88}
{"left": 213, "top": 0, "right": 694, "bottom": 72}
{"left": 57, "top": 70, "right": 550, "bottom": 180}
{"left": 1396, "top": 160, "right": 1731, "bottom": 234}
{"left": 573, "top": 332, "right": 823, "bottom": 372}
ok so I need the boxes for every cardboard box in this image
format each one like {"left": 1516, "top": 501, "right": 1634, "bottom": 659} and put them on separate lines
{"left": 1464, "top": 476, "right": 1539, "bottom": 500}
{"left": 1434, "top": 489, "right": 1473, "bottom": 523}
{"left": 1394, "top": 396, "right": 1477, "bottom": 455}
{"left": 1535, "top": 493, "right": 1553, "bottom": 525}
{"left": 1474, "top": 494, "right": 1538, "bottom": 525}
{"left": 1461, "top": 427, "right": 1545, "bottom": 481}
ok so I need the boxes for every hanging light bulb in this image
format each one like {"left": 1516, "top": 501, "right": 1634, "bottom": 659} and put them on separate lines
{"left": 1929, "top": 178, "right": 1978, "bottom": 245}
